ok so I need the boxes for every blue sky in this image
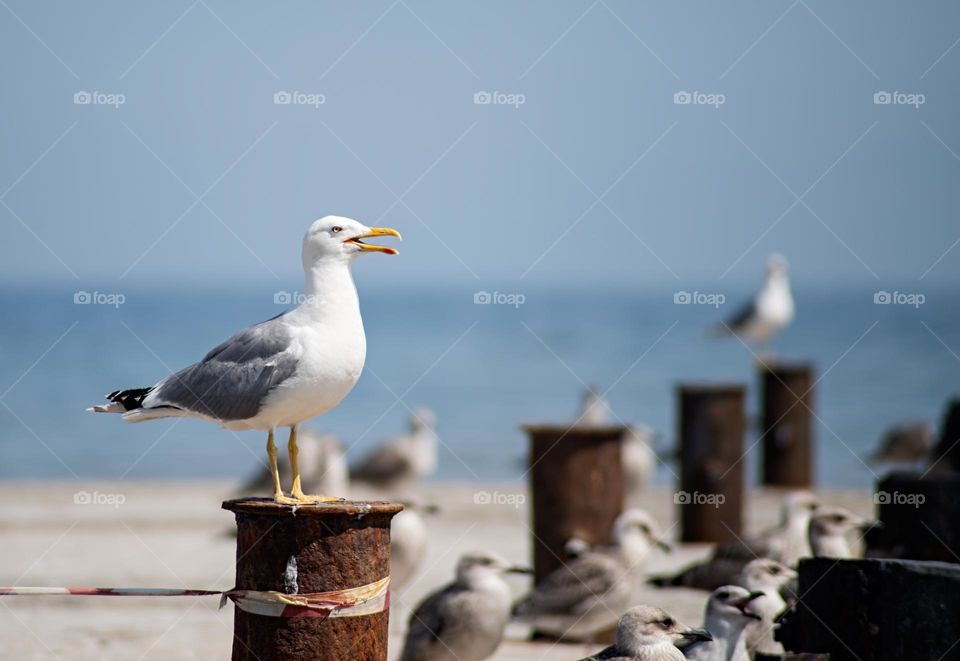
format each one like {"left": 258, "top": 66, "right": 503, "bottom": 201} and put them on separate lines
{"left": 2, "top": 0, "right": 959, "bottom": 289}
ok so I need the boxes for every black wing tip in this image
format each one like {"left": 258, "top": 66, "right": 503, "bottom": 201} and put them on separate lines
{"left": 106, "top": 387, "right": 153, "bottom": 411}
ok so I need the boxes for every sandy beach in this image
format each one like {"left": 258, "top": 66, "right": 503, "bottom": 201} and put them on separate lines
{"left": 0, "top": 480, "right": 875, "bottom": 660}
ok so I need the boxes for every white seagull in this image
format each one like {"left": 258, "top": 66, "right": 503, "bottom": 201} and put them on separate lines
{"left": 88, "top": 216, "right": 401, "bottom": 505}
{"left": 683, "top": 586, "right": 763, "bottom": 661}
{"left": 738, "top": 558, "right": 797, "bottom": 657}
{"left": 715, "top": 253, "right": 794, "bottom": 352}
{"left": 808, "top": 506, "right": 874, "bottom": 559}
{"left": 579, "top": 605, "right": 712, "bottom": 661}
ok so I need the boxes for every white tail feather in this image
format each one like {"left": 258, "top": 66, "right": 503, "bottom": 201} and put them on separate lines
{"left": 87, "top": 403, "right": 125, "bottom": 413}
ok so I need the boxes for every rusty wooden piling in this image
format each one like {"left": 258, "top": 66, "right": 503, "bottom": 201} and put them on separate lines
{"left": 677, "top": 383, "right": 745, "bottom": 543}
{"left": 222, "top": 499, "right": 402, "bottom": 661}
{"left": 524, "top": 424, "right": 626, "bottom": 584}
{"left": 760, "top": 362, "right": 815, "bottom": 487}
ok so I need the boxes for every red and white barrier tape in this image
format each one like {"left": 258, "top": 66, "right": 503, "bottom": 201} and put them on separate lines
{"left": 0, "top": 576, "right": 390, "bottom": 621}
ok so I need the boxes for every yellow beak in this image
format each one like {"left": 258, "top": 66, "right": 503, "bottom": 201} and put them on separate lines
{"left": 346, "top": 227, "right": 402, "bottom": 254}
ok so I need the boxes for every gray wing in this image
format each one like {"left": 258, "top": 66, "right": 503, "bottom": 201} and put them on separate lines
{"left": 350, "top": 441, "right": 410, "bottom": 485}
{"left": 578, "top": 646, "right": 632, "bottom": 661}
{"left": 722, "top": 298, "right": 756, "bottom": 333}
{"left": 400, "top": 583, "right": 458, "bottom": 661}
{"left": 146, "top": 314, "right": 297, "bottom": 421}
{"left": 515, "top": 554, "right": 618, "bottom": 615}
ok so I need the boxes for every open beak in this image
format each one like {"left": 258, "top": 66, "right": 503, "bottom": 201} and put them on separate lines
{"left": 734, "top": 592, "right": 764, "bottom": 620}
{"left": 680, "top": 627, "right": 713, "bottom": 643}
{"left": 346, "top": 227, "right": 402, "bottom": 254}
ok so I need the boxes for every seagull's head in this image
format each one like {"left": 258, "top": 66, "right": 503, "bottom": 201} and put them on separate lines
{"left": 613, "top": 508, "right": 673, "bottom": 554}
{"left": 766, "top": 252, "right": 789, "bottom": 275}
{"left": 615, "top": 605, "right": 711, "bottom": 653}
{"left": 302, "top": 216, "right": 401, "bottom": 267}
{"left": 741, "top": 558, "right": 797, "bottom": 591}
{"left": 707, "top": 586, "right": 764, "bottom": 622}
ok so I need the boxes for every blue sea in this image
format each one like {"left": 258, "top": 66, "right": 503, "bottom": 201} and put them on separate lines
{"left": 1, "top": 282, "right": 957, "bottom": 488}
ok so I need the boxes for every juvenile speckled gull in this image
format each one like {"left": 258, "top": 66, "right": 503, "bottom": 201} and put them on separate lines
{"left": 512, "top": 509, "right": 671, "bottom": 642}
{"left": 399, "top": 550, "right": 531, "bottom": 661}
{"left": 808, "top": 506, "right": 874, "bottom": 559}
{"left": 579, "top": 605, "right": 711, "bottom": 661}
{"left": 650, "top": 491, "right": 817, "bottom": 591}
{"left": 88, "top": 216, "right": 400, "bottom": 505}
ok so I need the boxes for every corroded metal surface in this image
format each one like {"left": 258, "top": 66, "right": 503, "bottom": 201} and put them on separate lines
{"left": 223, "top": 499, "right": 402, "bottom": 661}
{"left": 523, "top": 425, "right": 626, "bottom": 584}
{"left": 677, "top": 383, "right": 745, "bottom": 543}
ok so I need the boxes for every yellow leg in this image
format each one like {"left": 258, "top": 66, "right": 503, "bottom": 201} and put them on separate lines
{"left": 266, "top": 429, "right": 284, "bottom": 501}
{"left": 286, "top": 425, "right": 342, "bottom": 504}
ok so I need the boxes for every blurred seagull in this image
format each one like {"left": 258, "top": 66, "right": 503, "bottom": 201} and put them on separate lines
{"left": 738, "top": 559, "right": 797, "bottom": 657}
{"left": 576, "top": 389, "right": 656, "bottom": 503}
{"left": 512, "top": 509, "right": 671, "bottom": 642}
{"left": 240, "top": 429, "right": 348, "bottom": 498}
{"left": 869, "top": 421, "right": 934, "bottom": 464}
{"left": 650, "top": 491, "right": 817, "bottom": 591}
{"left": 391, "top": 499, "right": 440, "bottom": 591}
{"left": 579, "top": 605, "right": 711, "bottom": 661}
{"left": 399, "top": 550, "right": 530, "bottom": 661}
{"left": 88, "top": 216, "right": 401, "bottom": 504}
{"left": 808, "top": 507, "right": 875, "bottom": 559}
{"left": 683, "top": 586, "right": 763, "bottom": 661}
{"left": 350, "top": 408, "right": 438, "bottom": 491}
{"left": 714, "top": 253, "right": 794, "bottom": 353}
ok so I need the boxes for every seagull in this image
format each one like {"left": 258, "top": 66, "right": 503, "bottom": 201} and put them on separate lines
{"left": 88, "top": 216, "right": 400, "bottom": 505}
{"left": 737, "top": 558, "right": 797, "bottom": 657}
{"left": 399, "top": 550, "right": 531, "bottom": 661}
{"left": 512, "top": 509, "right": 672, "bottom": 642}
{"left": 391, "top": 499, "right": 439, "bottom": 591}
{"left": 239, "top": 429, "right": 348, "bottom": 498}
{"left": 579, "top": 605, "right": 711, "bottom": 661}
{"left": 682, "top": 586, "right": 763, "bottom": 661}
{"left": 350, "top": 408, "right": 438, "bottom": 491}
{"left": 576, "top": 389, "right": 656, "bottom": 503}
{"left": 869, "top": 421, "right": 934, "bottom": 464}
{"left": 714, "top": 253, "right": 794, "bottom": 352}
{"left": 808, "top": 506, "right": 874, "bottom": 559}
{"left": 650, "top": 491, "right": 817, "bottom": 591}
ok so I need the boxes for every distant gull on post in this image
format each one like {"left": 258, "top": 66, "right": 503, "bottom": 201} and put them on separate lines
{"left": 714, "top": 253, "right": 794, "bottom": 354}
{"left": 88, "top": 216, "right": 401, "bottom": 505}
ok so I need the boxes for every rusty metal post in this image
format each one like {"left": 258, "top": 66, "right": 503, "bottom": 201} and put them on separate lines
{"left": 677, "top": 384, "right": 745, "bottom": 543}
{"left": 524, "top": 425, "right": 626, "bottom": 584}
{"left": 222, "top": 499, "right": 402, "bottom": 661}
{"left": 760, "top": 362, "right": 815, "bottom": 487}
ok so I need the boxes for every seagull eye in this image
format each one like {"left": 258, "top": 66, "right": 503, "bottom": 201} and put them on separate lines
{"left": 331, "top": 226, "right": 343, "bottom": 234}
{"left": 661, "top": 617, "right": 674, "bottom": 628}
